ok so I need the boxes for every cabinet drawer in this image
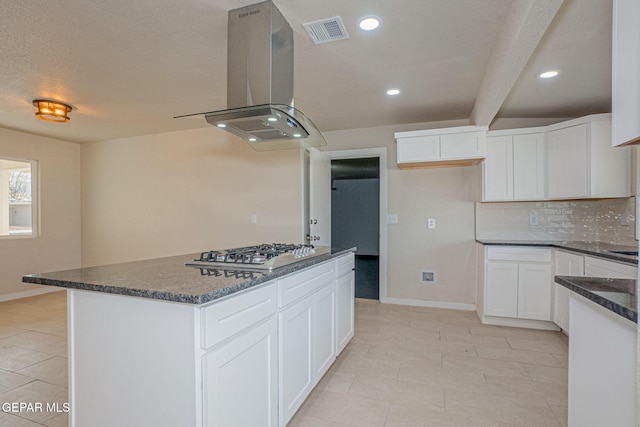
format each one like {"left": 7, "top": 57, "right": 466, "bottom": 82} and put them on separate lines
{"left": 487, "top": 246, "right": 551, "bottom": 263}
{"left": 201, "top": 282, "right": 277, "bottom": 349}
{"left": 584, "top": 256, "right": 638, "bottom": 279}
{"left": 336, "top": 253, "right": 355, "bottom": 277}
{"left": 278, "top": 261, "right": 335, "bottom": 308}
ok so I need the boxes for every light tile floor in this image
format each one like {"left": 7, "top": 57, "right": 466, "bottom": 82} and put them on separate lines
{"left": 0, "top": 291, "right": 68, "bottom": 427}
{"left": 0, "top": 292, "right": 568, "bottom": 427}
{"left": 289, "top": 299, "right": 568, "bottom": 427}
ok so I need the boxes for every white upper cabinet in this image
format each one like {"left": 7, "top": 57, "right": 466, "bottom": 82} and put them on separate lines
{"left": 484, "top": 114, "right": 630, "bottom": 201}
{"left": 547, "top": 114, "right": 630, "bottom": 199}
{"left": 612, "top": 0, "right": 640, "bottom": 146}
{"left": 547, "top": 124, "right": 589, "bottom": 199}
{"left": 483, "top": 130, "right": 545, "bottom": 201}
{"left": 395, "top": 125, "right": 487, "bottom": 169}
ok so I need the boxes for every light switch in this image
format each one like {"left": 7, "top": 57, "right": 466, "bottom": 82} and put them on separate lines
{"left": 387, "top": 214, "right": 398, "bottom": 224}
{"left": 250, "top": 214, "right": 257, "bottom": 224}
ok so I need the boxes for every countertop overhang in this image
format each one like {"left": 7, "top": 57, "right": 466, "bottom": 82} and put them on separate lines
{"left": 554, "top": 275, "right": 637, "bottom": 323}
{"left": 22, "top": 248, "right": 356, "bottom": 305}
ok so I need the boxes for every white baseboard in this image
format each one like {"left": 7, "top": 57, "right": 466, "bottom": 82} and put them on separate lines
{"left": 381, "top": 297, "right": 476, "bottom": 312}
{"left": 480, "top": 314, "right": 560, "bottom": 331}
{"left": 0, "top": 287, "right": 64, "bottom": 302}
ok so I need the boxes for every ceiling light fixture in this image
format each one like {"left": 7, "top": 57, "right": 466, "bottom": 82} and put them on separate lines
{"left": 358, "top": 16, "right": 381, "bottom": 31}
{"left": 386, "top": 89, "right": 400, "bottom": 96}
{"left": 32, "top": 99, "right": 73, "bottom": 123}
{"left": 538, "top": 70, "right": 559, "bottom": 79}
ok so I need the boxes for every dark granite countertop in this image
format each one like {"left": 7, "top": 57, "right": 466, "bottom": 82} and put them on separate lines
{"left": 22, "top": 248, "right": 355, "bottom": 305}
{"left": 555, "top": 276, "right": 637, "bottom": 323}
{"left": 476, "top": 239, "right": 638, "bottom": 266}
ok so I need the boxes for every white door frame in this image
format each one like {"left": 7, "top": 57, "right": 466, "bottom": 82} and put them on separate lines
{"left": 324, "top": 148, "right": 388, "bottom": 303}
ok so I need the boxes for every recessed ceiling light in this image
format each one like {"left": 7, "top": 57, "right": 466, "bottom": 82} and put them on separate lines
{"left": 358, "top": 16, "right": 381, "bottom": 31}
{"left": 538, "top": 70, "right": 559, "bottom": 79}
{"left": 216, "top": 123, "right": 227, "bottom": 128}
{"left": 248, "top": 137, "right": 257, "bottom": 142}
{"left": 386, "top": 89, "right": 400, "bottom": 96}
{"left": 267, "top": 117, "right": 278, "bottom": 122}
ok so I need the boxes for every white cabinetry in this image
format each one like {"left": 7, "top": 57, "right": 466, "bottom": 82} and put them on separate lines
{"left": 584, "top": 256, "right": 638, "bottom": 279}
{"left": 203, "top": 317, "right": 278, "bottom": 427}
{"left": 547, "top": 115, "right": 630, "bottom": 199}
{"left": 612, "top": 0, "right": 640, "bottom": 146}
{"left": 483, "top": 131, "right": 545, "bottom": 201}
{"left": 568, "top": 294, "right": 636, "bottom": 426}
{"left": 553, "top": 250, "right": 584, "bottom": 333}
{"left": 395, "top": 125, "right": 487, "bottom": 169}
{"left": 278, "top": 261, "right": 337, "bottom": 426}
{"left": 67, "top": 253, "right": 356, "bottom": 427}
{"left": 480, "top": 246, "right": 554, "bottom": 328}
{"left": 336, "top": 253, "right": 355, "bottom": 354}
{"left": 482, "top": 114, "right": 630, "bottom": 201}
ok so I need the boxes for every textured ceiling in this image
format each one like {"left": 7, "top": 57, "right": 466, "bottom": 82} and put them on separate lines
{"left": 0, "top": 0, "right": 611, "bottom": 143}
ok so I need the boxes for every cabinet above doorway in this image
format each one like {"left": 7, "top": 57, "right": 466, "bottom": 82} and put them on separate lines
{"left": 395, "top": 125, "right": 487, "bottom": 169}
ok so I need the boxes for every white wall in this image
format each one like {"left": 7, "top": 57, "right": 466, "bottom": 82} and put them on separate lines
{"left": 323, "top": 120, "right": 481, "bottom": 308}
{"left": 0, "top": 127, "right": 81, "bottom": 300}
{"left": 81, "top": 127, "right": 303, "bottom": 266}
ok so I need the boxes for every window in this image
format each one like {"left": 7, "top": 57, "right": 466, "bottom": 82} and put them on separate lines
{"left": 0, "top": 157, "right": 38, "bottom": 237}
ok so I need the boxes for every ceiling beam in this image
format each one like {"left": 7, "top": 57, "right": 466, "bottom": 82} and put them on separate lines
{"left": 469, "top": 0, "right": 564, "bottom": 126}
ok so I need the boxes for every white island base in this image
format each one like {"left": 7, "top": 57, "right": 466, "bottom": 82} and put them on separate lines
{"left": 568, "top": 293, "right": 636, "bottom": 427}
{"left": 67, "top": 253, "right": 355, "bottom": 427}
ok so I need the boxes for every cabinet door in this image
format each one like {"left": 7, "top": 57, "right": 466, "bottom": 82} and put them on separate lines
{"left": 203, "top": 316, "right": 278, "bottom": 427}
{"left": 612, "top": 0, "right": 640, "bottom": 146}
{"left": 314, "top": 283, "right": 336, "bottom": 381}
{"left": 553, "top": 251, "right": 584, "bottom": 332}
{"left": 513, "top": 133, "right": 545, "bottom": 200}
{"left": 483, "top": 136, "right": 513, "bottom": 201}
{"left": 279, "top": 295, "right": 314, "bottom": 426}
{"left": 336, "top": 271, "right": 355, "bottom": 355}
{"left": 547, "top": 124, "right": 588, "bottom": 199}
{"left": 397, "top": 135, "right": 440, "bottom": 163}
{"left": 517, "top": 263, "right": 552, "bottom": 321}
{"left": 485, "top": 262, "right": 518, "bottom": 318}
{"left": 440, "top": 131, "right": 485, "bottom": 159}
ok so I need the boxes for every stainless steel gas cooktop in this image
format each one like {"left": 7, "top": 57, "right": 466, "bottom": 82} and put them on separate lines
{"left": 185, "top": 243, "right": 330, "bottom": 271}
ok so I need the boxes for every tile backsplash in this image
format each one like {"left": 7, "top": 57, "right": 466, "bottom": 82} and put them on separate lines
{"left": 476, "top": 197, "right": 637, "bottom": 246}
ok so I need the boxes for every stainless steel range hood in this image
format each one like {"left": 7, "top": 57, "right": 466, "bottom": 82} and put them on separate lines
{"left": 177, "top": 0, "right": 326, "bottom": 151}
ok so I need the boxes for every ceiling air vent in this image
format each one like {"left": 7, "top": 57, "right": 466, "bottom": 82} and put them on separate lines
{"left": 303, "top": 16, "right": 349, "bottom": 44}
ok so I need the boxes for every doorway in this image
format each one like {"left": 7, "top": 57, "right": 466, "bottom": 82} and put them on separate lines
{"left": 331, "top": 158, "right": 380, "bottom": 299}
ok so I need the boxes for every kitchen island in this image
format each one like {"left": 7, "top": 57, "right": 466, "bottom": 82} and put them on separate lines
{"left": 555, "top": 275, "right": 637, "bottom": 427}
{"left": 23, "top": 248, "right": 355, "bottom": 427}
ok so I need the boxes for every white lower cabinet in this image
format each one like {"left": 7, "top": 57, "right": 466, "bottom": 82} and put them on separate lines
{"left": 279, "top": 294, "right": 314, "bottom": 425}
{"left": 553, "top": 250, "right": 585, "bottom": 333}
{"left": 336, "top": 258, "right": 355, "bottom": 354}
{"left": 584, "top": 256, "right": 638, "bottom": 279}
{"left": 203, "top": 316, "right": 278, "bottom": 427}
{"left": 314, "top": 283, "right": 336, "bottom": 380}
{"left": 480, "top": 246, "right": 554, "bottom": 328}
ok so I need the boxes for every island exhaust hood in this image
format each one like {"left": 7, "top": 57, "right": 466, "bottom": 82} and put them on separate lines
{"left": 176, "top": 0, "right": 326, "bottom": 151}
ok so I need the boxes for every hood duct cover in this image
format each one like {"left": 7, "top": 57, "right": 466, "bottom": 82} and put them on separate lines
{"left": 176, "top": 0, "right": 326, "bottom": 151}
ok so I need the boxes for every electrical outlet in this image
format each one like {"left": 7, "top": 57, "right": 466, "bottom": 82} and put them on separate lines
{"left": 421, "top": 271, "right": 435, "bottom": 282}
{"left": 387, "top": 214, "right": 398, "bottom": 224}
{"left": 427, "top": 218, "right": 436, "bottom": 229}
{"left": 529, "top": 211, "right": 538, "bottom": 226}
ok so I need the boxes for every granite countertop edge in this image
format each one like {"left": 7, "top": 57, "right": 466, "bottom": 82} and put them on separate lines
{"left": 475, "top": 239, "right": 638, "bottom": 266}
{"left": 23, "top": 247, "right": 356, "bottom": 305}
{"left": 555, "top": 275, "right": 637, "bottom": 323}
